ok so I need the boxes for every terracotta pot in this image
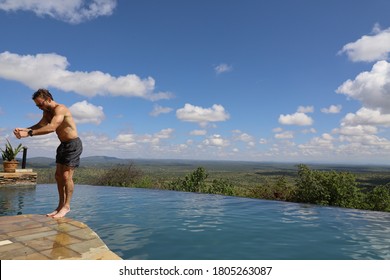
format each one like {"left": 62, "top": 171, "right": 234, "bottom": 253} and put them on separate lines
{"left": 2, "top": 160, "right": 19, "bottom": 173}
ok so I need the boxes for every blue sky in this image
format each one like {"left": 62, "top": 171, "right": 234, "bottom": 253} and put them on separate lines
{"left": 1, "top": 0, "right": 390, "bottom": 164}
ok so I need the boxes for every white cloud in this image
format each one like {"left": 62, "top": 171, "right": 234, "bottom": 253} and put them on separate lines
{"left": 333, "top": 124, "right": 378, "bottom": 136}
{"left": 116, "top": 133, "right": 136, "bottom": 144}
{"left": 322, "top": 133, "right": 334, "bottom": 141}
{"left": 279, "top": 112, "right": 313, "bottom": 126}
{"left": 232, "top": 130, "right": 255, "bottom": 147}
{"left": 298, "top": 133, "right": 335, "bottom": 156}
{"left": 341, "top": 107, "right": 390, "bottom": 127}
{"left": 336, "top": 60, "right": 390, "bottom": 113}
{"left": 330, "top": 106, "right": 390, "bottom": 154}
{"left": 149, "top": 104, "right": 173, "bottom": 116}
{"left": 321, "top": 104, "right": 342, "bottom": 114}
{"left": 279, "top": 106, "right": 314, "bottom": 126}
{"left": 215, "top": 63, "right": 233, "bottom": 74}
{"left": 0, "top": 51, "right": 172, "bottom": 101}
{"left": 69, "top": 100, "right": 105, "bottom": 124}
{"left": 232, "top": 130, "right": 254, "bottom": 143}
{"left": 259, "top": 138, "right": 267, "bottom": 144}
{"left": 297, "top": 106, "right": 314, "bottom": 113}
{"left": 302, "top": 128, "right": 317, "bottom": 134}
{"left": 338, "top": 25, "right": 390, "bottom": 62}
{"left": 155, "top": 128, "right": 174, "bottom": 139}
{"left": 0, "top": 0, "right": 117, "bottom": 24}
{"left": 176, "top": 103, "right": 230, "bottom": 125}
{"left": 303, "top": 133, "right": 334, "bottom": 146}
{"left": 203, "top": 134, "right": 230, "bottom": 147}
{"left": 338, "top": 134, "right": 390, "bottom": 151}
{"left": 115, "top": 128, "right": 174, "bottom": 148}
{"left": 238, "top": 133, "right": 253, "bottom": 142}
{"left": 190, "top": 129, "right": 207, "bottom": 136}
{"left": 272, "top": 127, "right": 283, "bottom": 133}
{"left": 275, "top": 131, "right": 294, "bottom": 139}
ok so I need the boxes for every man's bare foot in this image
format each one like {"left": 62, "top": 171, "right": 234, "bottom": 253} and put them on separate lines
{"left": 46, "top": 210, "right": 59, "bottom": 217}
{"left": 52, "top": 207, "right": 70, "bottom": 218}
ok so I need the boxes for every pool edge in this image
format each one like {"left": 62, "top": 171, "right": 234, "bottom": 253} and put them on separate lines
{"left": 0, "top": 214, "right": 122, "bottom": 260}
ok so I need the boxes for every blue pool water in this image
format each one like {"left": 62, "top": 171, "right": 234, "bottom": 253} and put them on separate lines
{"left": 1, "top": 184, "right": 390, "bottom": 260}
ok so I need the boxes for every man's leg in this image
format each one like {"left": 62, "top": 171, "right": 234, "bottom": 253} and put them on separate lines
{"left": 46, "top": 164, "right": 75, "bottom": 218}
{"left": 46, "top": 164, "right": 66, "bottom": 217}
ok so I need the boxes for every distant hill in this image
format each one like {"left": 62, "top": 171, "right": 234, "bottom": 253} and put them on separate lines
{"left": 10, "top": 155, "right": 390, "bottom": 172}
{"left": 1, "top": 157, "right": 55, "bottom": 168}
{"left": 26, "top": 157, "right": 56, "bottom": 167}
{"left": 80, "top": 156, "right": 133, "bottom": 166}
{"left": 22, "top": 156, "right": 133, "bottom": 168}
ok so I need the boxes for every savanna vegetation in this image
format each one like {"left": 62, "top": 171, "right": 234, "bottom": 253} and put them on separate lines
{"left": 33, "top": 160, "right": 390, "bottom": 212}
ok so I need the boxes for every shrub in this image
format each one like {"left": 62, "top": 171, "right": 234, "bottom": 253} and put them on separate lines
{"left": 293, "top": 164, "right": 362, "bottom": 208}
{"left": 251, "top": 176, "right": 295, "bottom": 201}
{"left": 168, "top": 167, "right": 208, "bottom": 192}
{"left": 206, "top": 178, "right": 234, "bottom": 196}
{"left": 166, "top": 167, "right": 235, "bottom": 196}
{"left": 365, "top": 184, "right": 390, "bottom": 212}
{"left": 94, "top": 163, "right": 143, "bottom": 187}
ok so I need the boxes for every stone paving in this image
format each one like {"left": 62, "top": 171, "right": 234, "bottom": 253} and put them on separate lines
{"left": 0, "top": 214, "right": 121, "bottom": 260}
{"left": 0, "top": 171, "right": 37, "bottom": 187}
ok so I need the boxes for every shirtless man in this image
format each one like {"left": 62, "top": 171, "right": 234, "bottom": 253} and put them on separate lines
{"left": 14, "top": 89, "right": 83, "bottom": 218}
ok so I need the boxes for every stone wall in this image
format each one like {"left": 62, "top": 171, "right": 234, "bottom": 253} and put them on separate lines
{"left": 0, "top": 171, "right": 37, "bottom": 187}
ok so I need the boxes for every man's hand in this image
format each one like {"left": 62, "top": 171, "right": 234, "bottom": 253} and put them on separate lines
{"left": 13, "top": 128, "right": 29, "bottom": 139}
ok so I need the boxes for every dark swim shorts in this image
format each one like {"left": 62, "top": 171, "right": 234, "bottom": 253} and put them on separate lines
{"left": 56, "top": 137, "right": 83, "bottom": 167}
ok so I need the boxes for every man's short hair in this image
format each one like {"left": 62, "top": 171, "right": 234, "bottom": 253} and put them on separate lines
{"left": 32, "top": 88, "right": 54, "bottom": 101}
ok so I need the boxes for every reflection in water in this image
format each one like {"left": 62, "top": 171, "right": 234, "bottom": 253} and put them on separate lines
{"left": 0, "top": 186, "right": 36, "bottom": 216}
{"left": 1, "top": 184, "right": 390, "bottom": 260}
{"left": 281, "top": 203, "right": 320, "bottom": 225}
{"left": 47, "top": 219, "right": 79, "bottom": 259}
{"left": 177, "top": 194, "right": 225, "bottom": 232}
{"left": 280, "top": 202, "right": 390, "bottom": 259}
{"left": 338, "top": 210, "right": 390, "bottom": 259}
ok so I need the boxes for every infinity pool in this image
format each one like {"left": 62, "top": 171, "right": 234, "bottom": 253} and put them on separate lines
{"left": 1, "top": 184, "right": 390, "bottom": 259}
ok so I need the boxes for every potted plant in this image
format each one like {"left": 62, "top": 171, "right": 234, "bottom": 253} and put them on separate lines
{"left": 1, "top": 139, "right": 23, "bottom": 172}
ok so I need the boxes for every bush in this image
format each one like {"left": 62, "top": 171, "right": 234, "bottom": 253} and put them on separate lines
{"left": 166, "top": 167, "right": 236, "bottom": 196}
{"left": 365, "top": 184, "right": 390, "bottom": 212}
{"left": 251, "top": 176, "right": 295, "bottom": 201}
{"left": 293, "top": 164, "right": 362, "bottom": 208}
{"left": 35, "top": 163, "right": 390, "bottom": 212}
{"left": 206, "top": 178, "right": 234, "bottom": 196}
{"left": 94, "top": 163, "right": 143, "bottom": 187}
{"left": 168, "top": 167, "right": 208, "bottom": 192}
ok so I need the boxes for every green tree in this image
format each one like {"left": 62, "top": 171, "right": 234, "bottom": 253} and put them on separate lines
{"left": 251, "top": 176, "right": 294, "bottom": 201}
{"left": 294, "top": 164, "right": 362, "bottom": 208}
{"left": 365, "top": 184, "right": 390, "bottom": 212}
{"left": 168, "top": 167, "right": 208, "bottom": 192}
{"left": 206, "top": 178, "right": 234, "bottom": 196}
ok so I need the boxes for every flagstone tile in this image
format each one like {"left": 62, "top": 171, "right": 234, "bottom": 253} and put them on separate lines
{"left": 0, "top": 214, "right": 121, "bottom": 260}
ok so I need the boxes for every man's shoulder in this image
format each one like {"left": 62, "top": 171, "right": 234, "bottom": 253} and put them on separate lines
{"left": 53, "top": 103, "right": 70, "bottom": 113}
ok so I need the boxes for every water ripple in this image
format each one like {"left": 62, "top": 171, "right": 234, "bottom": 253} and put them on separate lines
{"left": 2, "top": 184, "right": 390, "bottom": 259}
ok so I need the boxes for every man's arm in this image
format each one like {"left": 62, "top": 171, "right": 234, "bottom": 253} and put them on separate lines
{"left": 14, "top": 115, "right": 48, "bottom": 139}
{"left": 31, "top": 111, "right": 64, "bottom": 136}
{"left": 14, "top": 107, "right": 65, "bottom": 138}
